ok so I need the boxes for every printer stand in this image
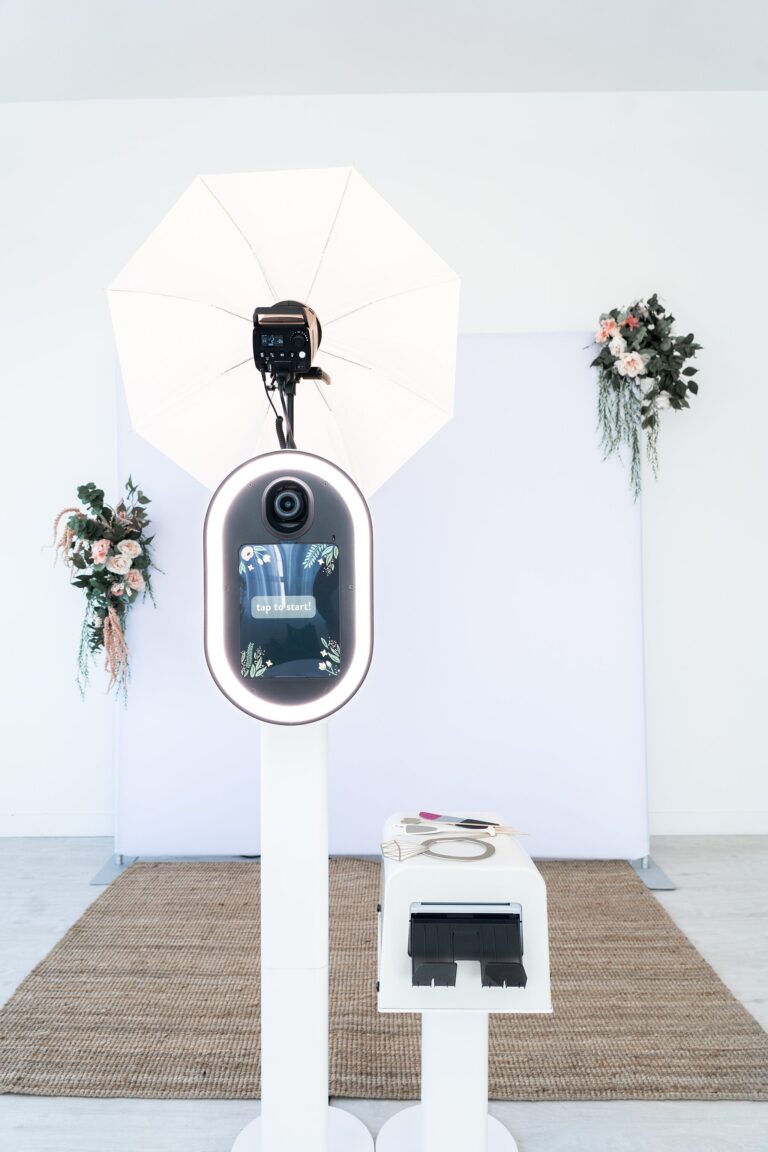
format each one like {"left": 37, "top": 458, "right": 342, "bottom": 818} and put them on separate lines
{"left": 376, "top": 1011, "right": 516, "bottom": 1152}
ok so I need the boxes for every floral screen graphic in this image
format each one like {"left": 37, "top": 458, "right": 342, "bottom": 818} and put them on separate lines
{"left": 239, "top": 542, "right": 341, "bottom": 679}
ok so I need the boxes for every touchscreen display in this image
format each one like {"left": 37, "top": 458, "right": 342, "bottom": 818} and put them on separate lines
{"left": 239, "top": 542, "right": 341, "bottom": 679}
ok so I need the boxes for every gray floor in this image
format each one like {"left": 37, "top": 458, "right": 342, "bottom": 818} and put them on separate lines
{"left": 0, "top": 835, "right": 766, "bottom": 1151}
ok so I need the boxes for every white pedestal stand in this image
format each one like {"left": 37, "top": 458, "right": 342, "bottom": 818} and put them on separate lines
{"left": 231, "top": 721, "right": 373, "bottom": 1152}
{"left": 376, "top": 1012, "right": 516, "bottom": 1152}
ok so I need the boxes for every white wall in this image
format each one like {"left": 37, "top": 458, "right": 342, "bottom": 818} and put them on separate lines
{"left": 1, "top": 91, "right": 766, "bottom": 837}
{"left": 5, "top": 0, "right": 767, "bottom": 100}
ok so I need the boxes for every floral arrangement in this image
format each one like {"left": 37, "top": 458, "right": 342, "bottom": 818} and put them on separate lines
{"left": 52, "top": 478, "right": 157, "bottom": 698}
{"left": 591, "top": 294, "right": 701, "bottom": 498}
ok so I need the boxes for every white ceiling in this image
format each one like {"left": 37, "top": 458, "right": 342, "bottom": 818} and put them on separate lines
{"left": 2, "top": 0, "right": 767, "bottom": 102}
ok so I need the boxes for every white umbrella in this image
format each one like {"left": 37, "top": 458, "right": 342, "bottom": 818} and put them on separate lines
{"left": 108, "top": 167, "right": 460, "bottom": 495}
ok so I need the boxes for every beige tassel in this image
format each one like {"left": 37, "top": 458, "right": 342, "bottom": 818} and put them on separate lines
{"left": 51, "top": 507, "right": 82, "bottom": 566}
{"left": 103, "top": 605, "right": 130, "bottom": 692}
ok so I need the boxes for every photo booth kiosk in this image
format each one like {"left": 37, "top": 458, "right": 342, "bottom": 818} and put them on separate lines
{"left": 377, "top": 813, "right": 552, "bottom": 1152}
{"left": 108, "top": 169, "right": 460, "bottom": 1152}
{"left": 205, "top": 450, "right": 374, "bottom": 1152}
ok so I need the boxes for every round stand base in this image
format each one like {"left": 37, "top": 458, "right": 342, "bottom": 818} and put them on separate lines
{"left": 375, "top": 1105, "right": 517, "bottom": 1151}
{"left": 231, "top": 1107, "right": 373, "bottom": 1151}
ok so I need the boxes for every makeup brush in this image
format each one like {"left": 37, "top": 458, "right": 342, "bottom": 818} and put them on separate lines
{"left": 418, "top": 811, "right": 499, "bottom": 828}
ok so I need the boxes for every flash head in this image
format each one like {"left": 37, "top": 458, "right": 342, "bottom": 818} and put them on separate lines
{"left": 253, "top": 300, "right": 322, "bottom": 378}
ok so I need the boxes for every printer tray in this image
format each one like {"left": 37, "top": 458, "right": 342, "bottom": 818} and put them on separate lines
{"left": 409, "top": 911, "right": 527, "bottom": 989}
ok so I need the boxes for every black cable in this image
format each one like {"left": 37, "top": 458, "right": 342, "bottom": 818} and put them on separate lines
{"left": 260, "top": 367, "right": 307, "bottom": 452}
{"left": 262, "top": 372, "right": 287, "bottom": 449}
{"left": 277, "top": 382, "right": 296, "bottom": 449}
{"left": 262, "top": 372, "right": 280, "bottom": 421}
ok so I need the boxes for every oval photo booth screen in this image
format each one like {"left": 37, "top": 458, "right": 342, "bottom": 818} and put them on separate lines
{"left": 238, "top": 542, "right": 341, "bottom": 680}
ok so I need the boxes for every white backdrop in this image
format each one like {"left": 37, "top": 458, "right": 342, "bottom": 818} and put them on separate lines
{"left": 116, "top": 332, "right": 647, "bottom": 859}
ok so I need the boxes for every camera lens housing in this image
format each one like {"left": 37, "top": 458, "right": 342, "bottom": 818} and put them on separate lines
{"left": 263, "top": 477, "right": 313, "bottom": 535}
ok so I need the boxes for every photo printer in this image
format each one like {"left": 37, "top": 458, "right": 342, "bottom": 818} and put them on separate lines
{"left": 378, "top": 813, "right": 551, "bottom": 1013}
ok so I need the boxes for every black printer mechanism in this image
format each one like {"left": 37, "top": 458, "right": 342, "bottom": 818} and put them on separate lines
{"left": 409, "top": 902, "right": 527, "bottom": 989}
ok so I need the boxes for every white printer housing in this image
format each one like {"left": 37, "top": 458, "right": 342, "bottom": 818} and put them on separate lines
{"left": 377, "top": 813, "right": 552, "bottom": 1014}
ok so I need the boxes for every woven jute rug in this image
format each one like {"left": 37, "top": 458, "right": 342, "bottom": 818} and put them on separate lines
{"left": 1, "top": 859, "right": 766, "bottom": 1101}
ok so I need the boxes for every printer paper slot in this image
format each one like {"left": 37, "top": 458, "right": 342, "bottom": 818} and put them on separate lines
{"left": 409, "top": 910, "right": 527, "bottom": 990}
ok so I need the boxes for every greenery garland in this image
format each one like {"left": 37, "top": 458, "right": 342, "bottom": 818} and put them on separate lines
{"left": 591, "top": 294, "right": 702, "bottom": 498}
{"left": 52, "top": 478, "right": 157, "bottom": 699}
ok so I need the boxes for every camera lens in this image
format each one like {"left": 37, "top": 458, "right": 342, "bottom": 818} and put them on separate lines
{"left": 264, "top": 479, "right": 312, "bottom": 535}
{"left": 275, "top": 491, "right": 301, "bottom": 519}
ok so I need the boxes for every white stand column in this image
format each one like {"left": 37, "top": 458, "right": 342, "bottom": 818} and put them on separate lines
{"left": 231, "top": 721, "right": 373, "bottom": 1152}
{"left": 376, "top": 1012, "right": 516, "bottom": 1152}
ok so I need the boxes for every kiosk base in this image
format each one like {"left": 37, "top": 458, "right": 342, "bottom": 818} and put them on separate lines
{"left": 375, "top": 1106, "right": 517, "bottom": 1152}
{"left": 231, "top": 1107, "right": 373, "bottom": 1151}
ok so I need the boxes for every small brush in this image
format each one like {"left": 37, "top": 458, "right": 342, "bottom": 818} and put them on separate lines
{"left": 419, "top": 811, "right": 499, "bottom": 829}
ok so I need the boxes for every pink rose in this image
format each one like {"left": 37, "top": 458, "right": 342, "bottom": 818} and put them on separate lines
{"left": 126, "top": 569, "right": 145, "bottom": 592}
{"left": 92, "top": 539, "right": 110, "bottom": 565}
{"left": 111, "top": 583, "right": 125, "bottom": 597}
{"left": 595, "top": 317, "right": 619, "bottom": 344}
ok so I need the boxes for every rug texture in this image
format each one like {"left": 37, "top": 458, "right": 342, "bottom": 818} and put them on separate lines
{"left": 0, "top": 859, "right": 766, "bottom": 1101}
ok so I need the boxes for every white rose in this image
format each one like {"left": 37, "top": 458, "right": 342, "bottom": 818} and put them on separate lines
{"left": 106, "top": 553, "right": 132, "bottom": 575}
{"left": 609, "top": 334, "right": 627, "bottom": 357}
{"left": 615, "top": 351, "right": 648, "bottom": 379}
{"left": 117, "top": 539, "right": 142, "bottom": 559}
{"left": 654, "top": 393, "right": 671, "bottom": 410}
